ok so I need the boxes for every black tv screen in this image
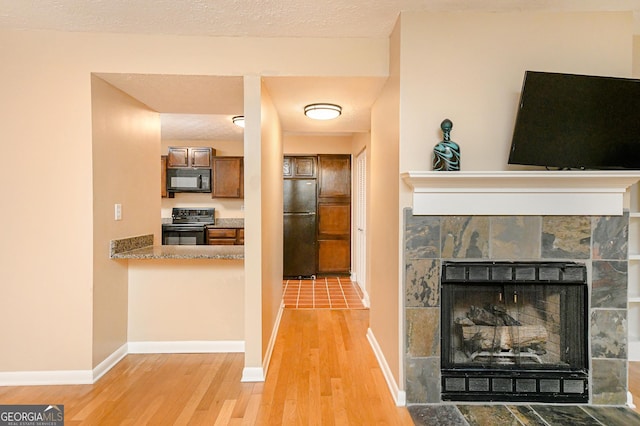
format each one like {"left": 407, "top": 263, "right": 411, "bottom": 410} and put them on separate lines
{"left": 508, "top": 71, "right": 640, "bottom": 170}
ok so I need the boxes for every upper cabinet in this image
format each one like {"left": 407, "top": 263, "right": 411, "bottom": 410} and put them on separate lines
{"left": 167, "top": 147, "right": 215, "bottom": 168}
{"left": 284, "top": 156, "right": 317, "bottom": 178}
{"left": 161, "top": 155, "right": 168, "bottom": 198}
{"left": 318, "top": 155, "right": 351, "bottom": 199}
{"left": 212, "top": 157, "right": 244, "bottom": 198}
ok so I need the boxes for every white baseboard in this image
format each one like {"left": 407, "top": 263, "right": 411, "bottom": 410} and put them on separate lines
{"left": 259, "top": 302, "right": 284, "bottom": 379}
{"left": 366, "top": 327, "right": 406, "bottom": 406}
{"left": 629, "top": 341, "right": 640, "bottom": 361}
{"left": 241, "top": 367, "right": 265, "bottom": 382}
{"left": 93, "top": 343, "right": 127, "bottom": 382}
{"left": 0, "top": 340, "right": 245, "bottom": 386}
{"left": 361, "top": 289, "right": 371, "bottom": 308}
{"left": 0, "top": 369, "right": 93, "bottom": 386}
{"left": 628, "top": 391, "right": 636, "bottom": 409}
{"left": 128, "top": 340, "right": 244, "bottom": 354}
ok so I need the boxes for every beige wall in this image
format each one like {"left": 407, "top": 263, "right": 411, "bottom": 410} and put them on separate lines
{"left": 128, "top": 260, "right": 244, "bottom": 341}
{"left": 634, "top": 35, "right": 640, "bottom": 77}
{"left": 259, "top": 81, "right": 285, "bottom": 363}
{"left": 0, "top": 28, "right": 385, "bottom": 375}
{"left": 398, "top": 11, "right": 633, "bottom": 174}
{"left": 284, "top": 134, "right": 353, "bottom": 154}
{"left": 368, "top": 17, "right": 402, "bottom": 390}
{"left": 160, "top": 139, "right": 244, "bottom": 219}
{"left": 91, "top": 76, "right": 161, "bottom": 366}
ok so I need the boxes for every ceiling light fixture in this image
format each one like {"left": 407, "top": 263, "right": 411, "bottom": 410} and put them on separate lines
{"left": 304, "top": 103, "right": 342, "bottom": 120}
{"left": 232, "top": 115, "right": 245, "bottom": 128}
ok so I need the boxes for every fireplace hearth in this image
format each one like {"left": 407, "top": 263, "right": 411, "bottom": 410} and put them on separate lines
{"left": 440, "top": 261, "right": 588, "bottom": 403}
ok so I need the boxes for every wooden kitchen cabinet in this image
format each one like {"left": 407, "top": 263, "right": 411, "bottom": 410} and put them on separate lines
{"left": 167, "top": 147, "right": 215, "bottom": 168}
{"left": 318, "top": 155, "right": 351, "bottom": 199}
{"left": 317, "top": 154, "right": 351, "bottom": 274}
{"left": 212, "top": 157, "right": 243, "bottom": 198}
{"left": 207, "top": 228, "right": 244, "bottom": 245}
{"left": 283, "top": 156, "right": 316, "bottom": 178}
{"left": 161, "top": 155, "right": 168, "bottom": 198}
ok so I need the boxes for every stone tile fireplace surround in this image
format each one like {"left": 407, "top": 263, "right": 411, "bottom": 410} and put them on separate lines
{"left": 403, "top": 209, "right": 629, "bottom": 405}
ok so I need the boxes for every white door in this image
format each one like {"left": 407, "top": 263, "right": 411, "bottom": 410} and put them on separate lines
{"left": 354, "top": 148, "right": 368, "bottom": 303}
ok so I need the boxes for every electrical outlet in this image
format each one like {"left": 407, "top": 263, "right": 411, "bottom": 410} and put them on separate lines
{"left": 115, "top": 203, "right": 122, "bottom": 220}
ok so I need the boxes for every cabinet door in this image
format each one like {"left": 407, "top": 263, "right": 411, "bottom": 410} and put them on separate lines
{"left": 212, "top": 157, "right": 243, "bottom": 198}
{"left": 167, "top": 147, "right": 190, "bottom": 168}
{"left": 318, "top": 240, "right": 350, "bottom": 273}
{"left": 283, "top": 157, "right": 293, "bottom": 177}
{"left": 293, "top": 156, "right": 316, "bottom": 177}
{"left": 317, "top": 203, "right": 351, "bottom": 274}
{"left": 191, "top": 147, "right": 213, "bottom": 168}
{"left": 284, "top": 156, "right": 317, "bottom": 178}
{"left": 317, "top": 203, "right": 350, "bottom": 238}
{"left": 207, "top": 228, "right": 237, "bottom": 245}
{"left": 161, "top": 155, "right": 167, "bottom": 198}
{"left": 318, "top": 155, "right": 350, "bottom": 199}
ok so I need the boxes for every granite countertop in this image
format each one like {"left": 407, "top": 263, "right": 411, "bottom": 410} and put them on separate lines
{"left": 110, "top": 234, "right": 243, "bottom": 260}
{"left": 112, "top": 244, "right": 244, "bottom": 260}
{"left": 207, "top": 218, "right": 244, "bottom": 228}
{"left": 161, "top": 218, "right": 244, "bottom": 229}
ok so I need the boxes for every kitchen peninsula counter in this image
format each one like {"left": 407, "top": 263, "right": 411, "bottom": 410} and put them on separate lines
{"left": 112, "top": 244, "right": 243, "bottom": 260}
{"left": 110, "top": 234, "right": 243, "bottom": 260}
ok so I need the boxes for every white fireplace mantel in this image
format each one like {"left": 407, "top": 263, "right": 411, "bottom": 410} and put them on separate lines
{"left": 401, "top": 171, "right": 640, "bottom": 216}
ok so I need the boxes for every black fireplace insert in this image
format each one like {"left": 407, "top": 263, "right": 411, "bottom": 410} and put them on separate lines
{"left": 440, "top": 261, "right": 588, "bottom": 403}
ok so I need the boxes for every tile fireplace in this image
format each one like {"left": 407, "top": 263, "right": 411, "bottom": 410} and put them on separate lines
{"left": 403, "top": 210, "right": 629, "bottom": 406}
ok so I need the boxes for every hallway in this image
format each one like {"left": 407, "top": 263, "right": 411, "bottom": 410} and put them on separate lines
{"left": 257, "top": 308, "right": 413, "bottom": 424}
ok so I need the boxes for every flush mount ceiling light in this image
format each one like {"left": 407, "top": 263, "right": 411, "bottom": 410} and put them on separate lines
{"left": 304, "top": 103, "right": 342, "bottom": 120}
{"left": 232, "top": 115, "right": 245, "bottom": 128}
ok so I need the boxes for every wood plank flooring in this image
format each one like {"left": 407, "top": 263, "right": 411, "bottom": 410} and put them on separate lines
{"left": 1, "top": 308, "right": 638, "bottom": 424}
{"left": 0, "top": 309, "right": 412, "bottom": 425}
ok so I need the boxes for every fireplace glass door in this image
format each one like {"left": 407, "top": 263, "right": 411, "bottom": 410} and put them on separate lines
{"left": 440, "top": 261, "right": 588, "bottom": 403}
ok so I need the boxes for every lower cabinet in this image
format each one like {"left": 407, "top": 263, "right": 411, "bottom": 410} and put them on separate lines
{"left": 207, "top": 228, "right": 244, "bottom": 245}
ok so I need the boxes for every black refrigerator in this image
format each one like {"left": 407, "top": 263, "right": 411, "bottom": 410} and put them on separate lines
{"left": 283, "top": 179, "right": 317, "bottom": 277}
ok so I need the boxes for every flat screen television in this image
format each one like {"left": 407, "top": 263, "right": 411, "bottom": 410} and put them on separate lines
{"left": 508, "top": 71, "right": 640, "bottom": 170}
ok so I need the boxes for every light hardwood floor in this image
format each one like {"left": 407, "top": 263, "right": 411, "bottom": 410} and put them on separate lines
{"left": 0, "top": 309, "right": 413, "bottom": 425}
{"left": 1, "top": 311, "right": 638, "bottom": 424}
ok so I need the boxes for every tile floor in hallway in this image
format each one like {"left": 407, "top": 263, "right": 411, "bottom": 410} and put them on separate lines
{"left": 282, "top": 276, "right": 366, "bottom": 309}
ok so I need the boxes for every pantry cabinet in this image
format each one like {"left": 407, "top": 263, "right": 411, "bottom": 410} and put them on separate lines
{"left": 317, "top": 155, "right": 351, "bottom": 275}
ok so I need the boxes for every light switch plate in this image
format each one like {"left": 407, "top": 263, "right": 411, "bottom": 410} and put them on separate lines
{"left": 115, "top": 203, "right": 122, "bottom": 220}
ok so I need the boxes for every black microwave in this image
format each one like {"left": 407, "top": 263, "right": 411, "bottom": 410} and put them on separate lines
{"left": 166, "top": 168, "right": 211, "bottom": 193}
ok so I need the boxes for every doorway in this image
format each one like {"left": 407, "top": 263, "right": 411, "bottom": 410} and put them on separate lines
{"left": 354, "top": 148, "right": 368, "bottom": 305}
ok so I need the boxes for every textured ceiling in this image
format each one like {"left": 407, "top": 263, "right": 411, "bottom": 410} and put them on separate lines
{"left": 4, "top": 1, "right": 639, "bottom": 140}
{"left": 2, "top": 0, "right": 639, "bottom": 38}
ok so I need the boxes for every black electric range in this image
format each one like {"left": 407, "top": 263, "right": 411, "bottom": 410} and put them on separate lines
{"left": 161, "top": 208, "right": 215, "bottom": 245}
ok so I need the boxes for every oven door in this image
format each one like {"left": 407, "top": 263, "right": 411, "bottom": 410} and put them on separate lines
{"left": 162, "top": 225, "right": 206, "bottom": 245}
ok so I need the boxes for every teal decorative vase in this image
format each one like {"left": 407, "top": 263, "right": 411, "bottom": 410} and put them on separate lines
{"left": 433, "top": 119, "right": 460, "bottom": 171}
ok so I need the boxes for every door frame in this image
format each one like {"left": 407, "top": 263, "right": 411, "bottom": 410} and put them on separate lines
{"left": 353, "top": 147, "right": 369, "bottom": 306}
